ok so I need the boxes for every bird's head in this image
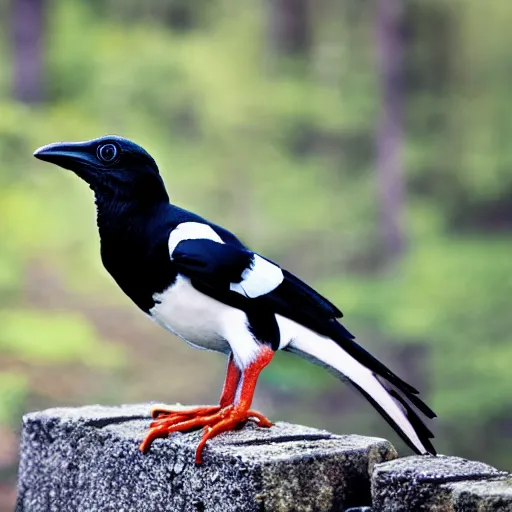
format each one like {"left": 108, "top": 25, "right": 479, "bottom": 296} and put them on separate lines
{"left": 34, "top": 136, "right": 168, "bottom": 203}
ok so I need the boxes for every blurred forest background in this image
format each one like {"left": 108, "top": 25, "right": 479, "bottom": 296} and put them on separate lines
{"left": 1, "top": 0, "right": 512, "bottom": 508}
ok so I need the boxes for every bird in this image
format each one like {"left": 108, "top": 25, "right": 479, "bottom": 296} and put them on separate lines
{"left": 34, "top": 135, "right": 436, "bottom": 464}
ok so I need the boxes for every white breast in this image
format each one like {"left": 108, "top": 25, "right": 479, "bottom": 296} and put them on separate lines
{"left": 150, "top": 275, "right": 264, "bottom": 367}
{"left": 150, "top": 275, "right": 230, "bottom": 353}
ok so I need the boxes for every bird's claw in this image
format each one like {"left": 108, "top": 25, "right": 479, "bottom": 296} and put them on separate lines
{"left": 150, "top": 404, "right": 221, "bottom": 422}
{"left": 140, "top": 405, "right": 273, "bottom": 464}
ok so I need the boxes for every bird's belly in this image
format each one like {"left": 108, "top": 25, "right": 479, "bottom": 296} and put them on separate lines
{"left": 149, "top": 275, "right": 231, "bottom": 353}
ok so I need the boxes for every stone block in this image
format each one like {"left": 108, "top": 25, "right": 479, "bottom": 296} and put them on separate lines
{"left": 372, "top": 454, "right": 512, "bottom": 511}
{"left": 16, "top": 404, "right": 397, "bottom": 512}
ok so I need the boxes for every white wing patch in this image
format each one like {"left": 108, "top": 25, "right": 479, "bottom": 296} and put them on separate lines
{"left": 230, "top": 254, "right": 284, "bottom": 298}
{"left": 168, "top": 222, "right": 224, "bottom": 258}
{"left": 168, "top": 222, "right": 283, "bottom": 299}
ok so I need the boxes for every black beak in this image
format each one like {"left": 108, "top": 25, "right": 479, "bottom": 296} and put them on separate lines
{"left": 34, "top": 141, "right": 95, "bottom": 170}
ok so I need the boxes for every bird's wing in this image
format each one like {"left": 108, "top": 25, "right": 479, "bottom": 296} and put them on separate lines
{"left": 170, "top": 237, "right": 344, "bottom": 329}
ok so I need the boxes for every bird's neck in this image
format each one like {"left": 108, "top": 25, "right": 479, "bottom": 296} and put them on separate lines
{"left": 94, "top": 192, "right": 168, "bottom": 242}
{"left": 93, "top": 176, "right": 170, "bottom": 237}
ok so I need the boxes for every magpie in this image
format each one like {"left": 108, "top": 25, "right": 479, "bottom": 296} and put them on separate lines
{"left": 34, "top": 135, "right": 436, "bottom": 464}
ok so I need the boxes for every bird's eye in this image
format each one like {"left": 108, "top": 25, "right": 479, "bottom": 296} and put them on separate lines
{"left": 97, "top": 143, "right": 118, "bottom": 163}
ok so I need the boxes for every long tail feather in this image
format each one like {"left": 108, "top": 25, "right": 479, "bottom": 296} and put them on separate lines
{"left": 282, "top": 318, "right": 436, "bottom": 455}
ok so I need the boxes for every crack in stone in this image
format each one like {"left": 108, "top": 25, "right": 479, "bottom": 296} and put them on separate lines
{"left": 420, "top": 472, "right": 510, "bottom": 485}
{"left": 82, "top": 415, "right": 149, "bottom": 428}
{"left": 227, "top": 434, "right": 334, "bottom": 446}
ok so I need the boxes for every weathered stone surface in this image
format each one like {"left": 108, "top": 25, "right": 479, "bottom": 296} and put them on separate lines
{"left": 449, "top": 478, "right": 512, "bottom": 511}
{"left": 16, "top": 403, "right": 397, "bottom": 512}
{"left": 372, "top": 454, "right": 512, "bottom": 511}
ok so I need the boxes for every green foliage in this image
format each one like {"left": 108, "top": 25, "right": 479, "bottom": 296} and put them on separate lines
{"left": 0, "top": 372, "right": 28, "bottom": 427}
{"left": 263, "top": 351, "right": 333, "bottom": 392}
{"left": 0, "top": 310, "right": 125, "bottom": 367}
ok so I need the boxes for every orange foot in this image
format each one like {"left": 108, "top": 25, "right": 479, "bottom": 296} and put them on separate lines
{"left": 150, "top": 404, "right": 222, "bottom": 424}
{"left": 140, "top": 405, "right": 272, "bottom": 464}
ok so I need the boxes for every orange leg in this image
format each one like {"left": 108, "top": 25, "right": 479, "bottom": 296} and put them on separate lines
{"left": 219, "top": 353, "right": 242, "bottom": 407}
{"left": 140, "top": 347, "right": 274, "bottom": 464}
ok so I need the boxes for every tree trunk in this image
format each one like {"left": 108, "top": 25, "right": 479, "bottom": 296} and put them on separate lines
{"left": 376, "top": 0, "right": 405, "bottom": 266}
{"left": 11, "top": 0, "right": 47, "bottom": 104}
{"left": 266, "top": 0, "right": 311, "bottom": 60}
